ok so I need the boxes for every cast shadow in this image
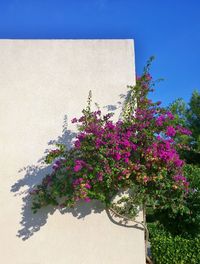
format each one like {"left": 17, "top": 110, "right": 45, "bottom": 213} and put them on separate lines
{"left": 11, "top": 164, "right": 55, "bottom": 241}
{"left": 103, "top": 94, "right": 123, "bottom": 114}
{"left": 105, "top": 208, "right": 144, "bottom": 231}
{"left": 103, "top": 91, "right": 131, "bottom": 120}
{"left": 59, "top": 200, "right": 105, "bottom": 219}
{"left": 10, "top": 115, "right": 104, "bottom": 241}
{"left": 10, "top": 91, "right": 132, "bottom": 241}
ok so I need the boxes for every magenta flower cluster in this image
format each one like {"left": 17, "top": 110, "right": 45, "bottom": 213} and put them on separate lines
{"left": 31, "top": 72, "right": 192, "bottom": 213}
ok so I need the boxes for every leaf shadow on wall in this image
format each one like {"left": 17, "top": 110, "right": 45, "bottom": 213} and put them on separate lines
{"left": 10, "top": 115, "right": 105, "bottom": 241}
{"left": 10, "top": 98, "right": 125, "bottom": 241}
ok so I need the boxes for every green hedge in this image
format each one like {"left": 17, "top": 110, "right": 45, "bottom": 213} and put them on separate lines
{"left": 150, "top": 229, "right": 200, "bottom": 264}
{"left": 151, "top": 235, "right": 200, "bottom": 264}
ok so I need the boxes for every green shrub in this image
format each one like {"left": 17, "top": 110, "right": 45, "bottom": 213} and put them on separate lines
{"left": 152, "top": 164, "right": 200, "bottom": 238}
{"left": 149, "top": 225, "right": 200, "bottom": 264}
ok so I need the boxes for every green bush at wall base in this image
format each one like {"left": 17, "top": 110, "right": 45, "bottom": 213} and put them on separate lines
{"left": 150, "top": 230, "right": 200, "bottom": 264}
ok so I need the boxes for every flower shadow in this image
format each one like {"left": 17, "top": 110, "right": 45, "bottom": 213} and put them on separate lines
{"left": 10, "top": 91, "right": 131, "bottom": 241}
{"left": 10, "top": 115, "right": 104, "bottom": 241}
{"left": 11, "top": 161, "right": 58, "bottom": 240}
{"left": 59, "top": 200, "right": 105, "bottom": 219}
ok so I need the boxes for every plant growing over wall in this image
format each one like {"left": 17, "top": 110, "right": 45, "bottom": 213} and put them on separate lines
{"left": 31, "top": 58, "right": 192, "bottom": 221}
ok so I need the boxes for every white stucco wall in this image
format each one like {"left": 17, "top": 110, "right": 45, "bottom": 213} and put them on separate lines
{"left": 0, "top": 39, "right": 145, "bottom": 264}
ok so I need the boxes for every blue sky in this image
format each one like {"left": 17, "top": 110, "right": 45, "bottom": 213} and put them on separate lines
{"left": 0, "top": 0, "right": 199, "bottom": 106}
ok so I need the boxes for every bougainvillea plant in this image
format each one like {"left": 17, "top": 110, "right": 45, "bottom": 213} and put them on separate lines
{"left": 31, "top": 58, "right": 192, "bottom": 219}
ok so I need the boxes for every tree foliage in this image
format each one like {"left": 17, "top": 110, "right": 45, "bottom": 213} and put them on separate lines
{"left": 168, "top": 90, "right": 200, "bottom": 165}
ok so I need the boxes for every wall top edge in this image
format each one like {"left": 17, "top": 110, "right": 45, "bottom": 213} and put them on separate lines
{"left": 0, "top": 39, "right": 134, "bottom": 41}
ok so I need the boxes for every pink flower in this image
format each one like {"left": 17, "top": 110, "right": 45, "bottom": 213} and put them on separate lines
{"left": 131, "top": 144, "right": 137, "bottom": 150}
{"left": 166, "top": 126, "right": 176, "bottom": 137}
{"left": 53, "top": 163, "right": 59, "bottom": 170}
{"left": 173, "top": 175, "right": 186, "bottom": 182}
{"left": 156, "top": 115, "right": 165, "bottom": 126}
{"left": 74, "top": 164, "right": 82, "bottom": 172}
{"left": 84, "top": 197, "right": 91, "bottom": 202}
{"left": 78, "top": 133, "right": 86, "bottom": 141}
{"left": 145, "top": 73, "right": 152, "bottom": 81}
{"left": 85, "top": 183, "right": 91, "bottom": 189}
{"left": 176, "top": 126, "right": 192, "bottom": 136}
{"left": 73, "top": 178, "right": 84, "bottom": 187}
{"left": 74, "top": 140, "right": 81, "bottom": 149}
{"left": 73, "top": 160, "right": 86, "bottom": 172}
{"left": 52, "top": 160, "right": 61, "bottom": 170}
{"left": 95, "top": 138, "right": 102, "bottom": 148}
{"left": 143, "top": 177, "right": 149, "bottom": 183}
{"left": 166, "top": 111, "right": 174, "bottom": 120}
{"left": 122, "top": 139, "right": 131, "bottom": 147}
{"left": 115, "top": 153, "right": 121, "bottom": 161}
{"left": 124, "top": 157, "right": 129, "bottom": 163}
{"left": 71, "top": 118, "right": 78, "bottom": 123}
{"left": 97, "top": 172, "right": 103, "bottom": 181}
{"left": 174, "top": 159, "right": 184, "bottom": 167}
